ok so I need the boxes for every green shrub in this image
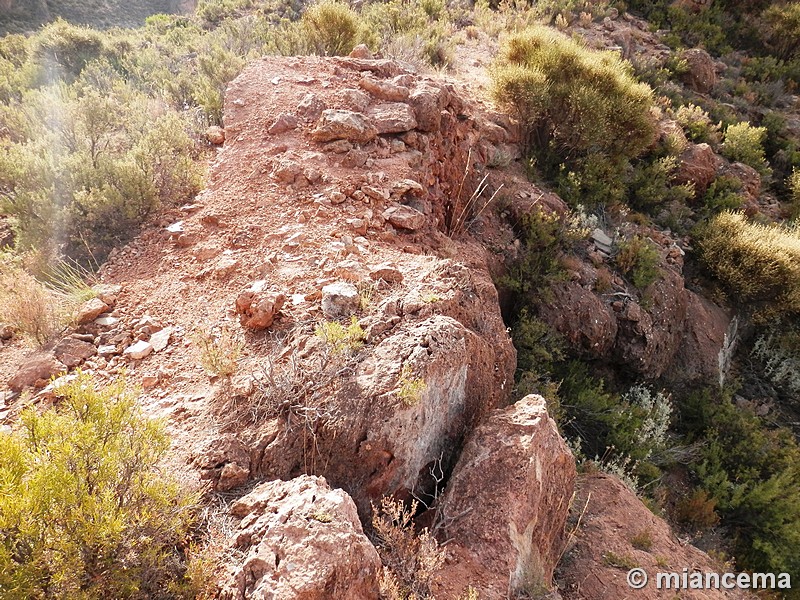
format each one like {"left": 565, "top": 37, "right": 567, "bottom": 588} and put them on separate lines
{"left": 629, "top": 155, "right": 694, "bottom": 211}
{"left": 698, "top": 210, "right": 800, "bottom": 318}
{"left": 721, "top": 121, "right": 772, "bottom": 176}
{"left": 760, "top": 2, "right": 800, "bottom": 62}
{"left": 615, "top": 235, "right": 661, "bottom": 290}
{"left": 702, "top": 175, "right": 746, "bottom": 216}
{"left": 0, "top": 373, "right": 198, "bottom": 598}
{"left": 498, "top": 208, "right": 567, "bottom": 301}
{"left": 557, "top": 363, "right": 671, "bottom": 480}
{"left": 315, "top": 317, "right": 365, "bottom": 355}
{"left": 492, "top": 26, "right": 656, "bottom": 160}
{"left": 679, "top": 387, "right": 800, "bottom": 577}
{"left": 300, "top": 0, "right": 364, "bottom": 57}
{"left": 32, "top": 19, "right": 106, "bottom": 82}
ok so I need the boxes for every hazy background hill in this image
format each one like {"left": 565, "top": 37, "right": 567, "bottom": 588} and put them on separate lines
{"left": 0, "top": 0, "right": 195, "bottom": 33}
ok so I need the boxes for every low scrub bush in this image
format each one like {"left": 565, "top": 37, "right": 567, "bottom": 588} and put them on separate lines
{"left": 0, "top": 373, "right": 198, "bottom": 598}
{"left": 490, "top": 26, "right": 656, "bottom": 205}
{"left": 491, "top": 26, "right": 656, "bottom": 159}
{"left": 759, "top": 2, "right": 800, "bottom": 62}
{"left": 698, "top": 211, "right": 800, "bottom": 319}
{"left": 557, "top": 362, "right": 672, "bottom": 483}
{"left": 0, "top": 260, "right": 72, "bottom": 346}
{"left": 615, "top": 235, "right": 661, "bottom": 290}
{"left": 193, "top": 325, "right": 243, "bottom": 377}
{"left": 721, "top": 121, "right": 772, "bottom": 177}
{"left": 299, "top": 0, "right": 365, "bottom": 56}
{"left": 674, "top": 103, "right": 722, "bottom": 147}
{"left": 315, "top": 317, "right": 365, "bottom": 355}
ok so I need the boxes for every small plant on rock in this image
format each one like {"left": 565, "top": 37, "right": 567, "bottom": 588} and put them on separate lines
{"left": 315, "top": 316, "right": 365, "bottom": 355}
{"left": 192, "top": 324, "right": 243, "bottom": 377}
{"left": 630, "top": 529, "right": 654, "bottom": 552}
{"left": 396, "top": 364, "right": 427, "bottom": 406}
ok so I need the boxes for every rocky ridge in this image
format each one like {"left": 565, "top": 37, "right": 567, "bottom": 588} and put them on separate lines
{"left": 0, "top": 46, "right": 750, "bottom": 598}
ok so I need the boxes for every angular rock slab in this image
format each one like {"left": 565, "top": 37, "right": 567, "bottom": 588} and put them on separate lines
{"left": 218, "top": 475, "right": 381, "bottom": 600}
{"left": 434, "top": 394, "right": 576, "bottom": 599}
{"left": 311, "top": 109, "right": 378, "bottom": 144}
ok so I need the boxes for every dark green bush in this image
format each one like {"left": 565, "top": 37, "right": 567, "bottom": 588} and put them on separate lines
{"left": 0, "top": 373, "right": 198, "bottom": 598}
{"left": 679, "top": 387, "right": 800, "bottom": 578}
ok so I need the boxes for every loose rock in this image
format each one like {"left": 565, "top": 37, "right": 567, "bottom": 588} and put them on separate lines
{"left": 311, "top": 109, "right": 378, "bottom": 144}
{"left": 321, "top": 282, "right": 360, "bottom": 318}
{"left": 235, "top": 281, "right": 286, "bottom": 330}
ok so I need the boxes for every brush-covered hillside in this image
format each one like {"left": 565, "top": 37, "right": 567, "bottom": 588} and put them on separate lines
{"left": 0, "top": 0, "right": 192, "bottom": 33}
{"left": 1, "top": 0, "right": 800, "bottom": 598}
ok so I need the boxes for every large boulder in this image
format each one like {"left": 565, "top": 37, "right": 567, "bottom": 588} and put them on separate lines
{"left": 538, "top": 282, "right": 618, "bottom": 359}
{"left": 434, "top": 395, "right": 576, "bottom": 599}
{"left": 613, "top": 268, "right": 688, "bottom": 379}
{"left": 665, "top": 290, "right": 731, "bottom": 385}
{"left": 559, "top": 474, "right": 754, "bottom": 600}
{"left": 674, "top": 142, "right": 720, "bottom": 196}
{"left": 218, "top": 476, "right": 381, "bottom": 600}
{"left": 680, "top": 48, "right": 717, "bottom": 94}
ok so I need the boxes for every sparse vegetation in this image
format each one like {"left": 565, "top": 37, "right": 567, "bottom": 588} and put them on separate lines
{"left": 0, "top": 259, "right": 72, "bottom": 346}
{"left": 192, "top": 324, "right": 243, "bottom": 377}
{"left": 630, "top": 529, "right": 654, "bottom": 552}
{"left": 372, "top": 497, "right": 445, "bottom": 600}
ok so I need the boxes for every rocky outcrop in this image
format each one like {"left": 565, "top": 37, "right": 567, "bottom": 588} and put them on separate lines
{"left": 539, "top": 282, "right": 618, "bottom": 359}
{"left": 218, "top": 476, "right": 381, "bottom": 600}
{"left": 613, "top": 268, "right": 688, "bottom": 378}
{"left": 560, "top": 474, "right": 753, "bottom": 600}
{"left": 665, "top": 291, "right": 731, "bottom": 385}
{"left": 215, "top": 56, "right": 516, "bottom": 512}
{"left": 434, "top": 395, "right": 576, "bottom": 599}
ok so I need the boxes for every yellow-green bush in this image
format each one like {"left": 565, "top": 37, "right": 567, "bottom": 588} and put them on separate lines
{"left": 699, "top": 210, "right": 800, "bottom": 318}
{"left": 721, "top": 121, "right": 772, "bottom": 177}
{"left": 491, "top": 26, "right": 656, "bottom": 161}
{"left": 760, "top": 2, "right": 800, "bottom": 62}
{"left": 0, "top": 373, "right": 198, "bottom": 598}
{"left": 300, "top": 0, "right": 365, "bottom": 57}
